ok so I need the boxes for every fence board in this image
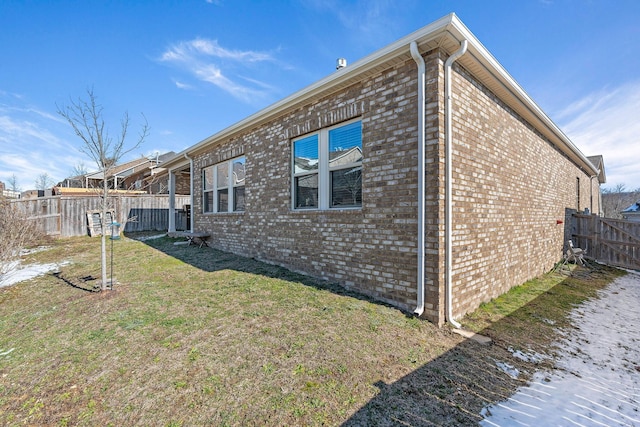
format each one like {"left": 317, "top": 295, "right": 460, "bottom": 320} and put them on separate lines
{"left": 572, "top": 214, "right": 640, "bottom": 270}
{"left": 12, "top": 195, "right": 190, "bottom": 238}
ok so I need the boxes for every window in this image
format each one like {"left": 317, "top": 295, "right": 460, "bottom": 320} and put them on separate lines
{"left": 232, "top": 157, "right": 246, "bottom": 211}
{"left": 293, "top": 134, "right": 319, "bottom": 208}
{"left": 292, "top": 120, "right": 362, "bottom": 210}
{"left": 203, "top": 156, "right": 245, "bottom": 213}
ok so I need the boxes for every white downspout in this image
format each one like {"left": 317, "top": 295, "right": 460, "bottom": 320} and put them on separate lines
{"left": 445, "top": 40, "right": 468, "bottom": 329}
{"left": 184, "top": 153, "right": 194, "bottom": 233}
{"left": 410, "top": 41, "right": 426, "bottom": 317}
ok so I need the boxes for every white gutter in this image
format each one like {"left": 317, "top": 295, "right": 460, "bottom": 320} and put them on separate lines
{"left": 410, "top": 41, "right": 426, "bottom": 317}
{"left": 444, "top": 40, "right": 468, "bottom": 329}
{"left": 184, "top": 153, "right": 194, "bottom": 233}
{"left": 160, "top": 13, "right": 598, "bottom": 183}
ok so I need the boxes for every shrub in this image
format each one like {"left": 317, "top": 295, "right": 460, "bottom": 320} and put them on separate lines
{"left": 0, "top": 197, "right": 42, "bottom": 275}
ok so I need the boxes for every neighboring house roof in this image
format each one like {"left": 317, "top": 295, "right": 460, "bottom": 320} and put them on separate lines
{"left": 84, "top": 152, "right": 176, "bottom": 181}
{"left": 161, "top": 13, "right": 599, "bottom": 178}
{"left": 621, "top": 201, "right": 640, "bottom": 214}
{"left": 52, "top": 187, "right": 147, "bottom": 196}
{"left": 587, "top": 155, "right": 606, "bottom": 183}
{"left": 85, "top": 157, "right": 152, "bottom": 180}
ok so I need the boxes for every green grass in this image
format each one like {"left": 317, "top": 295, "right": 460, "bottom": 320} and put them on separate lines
{"left": 0, "top": 234, "right": 624, "bottom": 426}
{"left": 464, "top": 262, "right": 626, "bottom": 354}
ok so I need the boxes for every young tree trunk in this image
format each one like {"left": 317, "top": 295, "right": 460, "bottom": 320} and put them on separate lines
{"left": 100, "top": 176, "right": 109, "bottom": 290}
{"left": 57, "top": 89, "right": 148, "bottom": 292}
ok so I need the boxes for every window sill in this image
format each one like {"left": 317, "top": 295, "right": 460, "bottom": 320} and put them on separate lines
{"left": 291, "top": 206, "right": 362, "bottom": 213}
{"left": 202, "top": 211, "right": 245, "bottom": 215}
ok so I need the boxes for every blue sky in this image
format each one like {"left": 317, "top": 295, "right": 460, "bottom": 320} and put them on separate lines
{"left": 1, "top": 0, "right": 639, "bottom": 191}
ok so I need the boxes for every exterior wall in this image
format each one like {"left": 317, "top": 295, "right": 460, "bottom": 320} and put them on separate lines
{"left": 444, "top": 61, "right": 600, "bottom": 319}
{"left": 187, "top": 47, "right": 599, "bottom": 325}
{"left": 174, "top": 174, "right": 191, "bottom": 196}
{"left": 191, "top": 56, "right": 431, "bottom": 315}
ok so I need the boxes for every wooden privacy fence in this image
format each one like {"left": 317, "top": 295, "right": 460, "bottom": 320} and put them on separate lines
{"left": 572, "top": 214, "right": 640, "bottom": 270}
{"left": 12, "top": 195, "right": 190, "bottom": 237}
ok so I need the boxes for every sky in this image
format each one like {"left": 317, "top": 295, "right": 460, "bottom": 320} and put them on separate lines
{"left": 1, "top": 0, "right": 639, "bottom": 191}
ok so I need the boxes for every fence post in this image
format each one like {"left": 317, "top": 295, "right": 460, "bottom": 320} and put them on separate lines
{"left": 592, "top": 214, "right": 599, "bottom": 262}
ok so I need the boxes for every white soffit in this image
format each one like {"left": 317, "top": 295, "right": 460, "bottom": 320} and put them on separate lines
{"left": 444, "top": 16, "right": 597, "bottom": 175}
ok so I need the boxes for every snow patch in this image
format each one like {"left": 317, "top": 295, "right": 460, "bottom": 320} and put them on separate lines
{"left": 508, "top": 347, "right": 548, "bottom": 364}
{"left": 20, "top": 246, "right": 51, "bottom": 256}
{"left": 0, "top": 260, "right": 70, "bottom": 288}
{"left": 481, "top": 273, "right": 640, "bottom": 426}
{"left": 495, "top": 361, "right": 519, "bottom": 379}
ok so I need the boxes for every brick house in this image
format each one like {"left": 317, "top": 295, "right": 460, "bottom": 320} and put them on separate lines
{"left": 162, "top": 14, "right": 605, "bottom": 326}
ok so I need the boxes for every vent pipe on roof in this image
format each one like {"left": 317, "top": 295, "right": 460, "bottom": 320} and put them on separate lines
{"left": 336, "top": 58, "right": 347, "bottom": 70}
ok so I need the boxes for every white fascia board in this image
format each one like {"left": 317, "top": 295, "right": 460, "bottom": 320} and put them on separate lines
{"left": 166, "top": 12, "right": 597, "bottom": 177}
{"left": 445, "top": 16, "right": 598, "bottom": 176}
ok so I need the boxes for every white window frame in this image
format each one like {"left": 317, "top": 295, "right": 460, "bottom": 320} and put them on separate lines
{"left": 202, "top": 156, "right": 245, "bottom": 214}
{"left": 292, "top": 118, "right": 362, "bottom": 211}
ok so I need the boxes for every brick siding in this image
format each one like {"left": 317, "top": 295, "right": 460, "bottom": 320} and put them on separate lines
{"left": 188, "top": 48, "right": 599, "bottom": 325}
{"left": 445, "top": 61, "right": 600, "bottom": 320}
{"left": 192, "top": 56, "right": 424, "bottom": 315}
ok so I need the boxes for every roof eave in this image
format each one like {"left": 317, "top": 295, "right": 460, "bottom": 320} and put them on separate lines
{"left": 163, "top": 13, "right": 598, "bottom": 177}
{"left": 162, "top": 14, "right": 458, "bottom": 169}
{"left": 444, "top": 16, "right": 598, "bottom": 176}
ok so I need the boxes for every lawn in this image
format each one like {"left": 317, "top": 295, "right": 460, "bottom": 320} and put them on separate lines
{"left": 0, "top": 234, "right": 625, "bottom": 426}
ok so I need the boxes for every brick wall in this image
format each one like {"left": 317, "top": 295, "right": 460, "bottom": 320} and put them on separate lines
{"left": 187, "top": 48, "right": 599, "bottom": 325}
{"left": 192, "top": 56, "right": 426, "bottom": 314}
{"left": 444, "top": 61, "right": 600, "bottom": 320}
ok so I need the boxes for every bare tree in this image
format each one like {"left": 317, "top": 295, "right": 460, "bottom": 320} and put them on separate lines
{"left": 71, "top": 162, "right": 89, "bottom": 178}
{"left": 601, "top": 184, "right": 640, "bottom": 219}
{"left": 57, "top": 89, "right": 149, "bottom": 290}
{"left": 8, "top": 174, "right": 20, "bottom": 192}
{"left": 35, "top": 173, "right": 55, "bottom": 191}
{"left": 0, "top": 198, "right": 42, "bottom": 276}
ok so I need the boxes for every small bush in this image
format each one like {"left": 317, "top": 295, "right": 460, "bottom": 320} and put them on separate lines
{"left": 0, "top": 197, "right": 42, "bottom": 274}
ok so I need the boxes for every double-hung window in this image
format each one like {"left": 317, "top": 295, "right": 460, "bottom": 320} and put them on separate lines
{"left": 203, "top": 156, "right": 245, "bottom": 213}
{"left": 293, "top": 119, "right": 362, "bottom": 210}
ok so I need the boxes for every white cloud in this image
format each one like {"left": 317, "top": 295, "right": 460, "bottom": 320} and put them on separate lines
{"left": 301, "top": 0, "right": 411, "bottom": 46}
{"left": 185, "top": 38, "right": 272, "bottom": 62}
{"left": 559, "top": 80, "right": 640, "bottom": 189}
{"left": 159, "top": 38, "right": 279, "bottom": 102}
{"left": 0, "top": 96, "right": 90, "bottom": 189}
{"left": 173, "top": 79, "right": 193, "bottom": 90}
{"left": 0, "top": 115, "right": 59, "bottom": 145}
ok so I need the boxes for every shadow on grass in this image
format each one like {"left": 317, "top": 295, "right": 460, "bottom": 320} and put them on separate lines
{"left": 127, "top": 233, "right": 621, "bottom": 425}
{"left": 52, "top": 271, "right": 100, "bottom": 293}
{"left": 133, "top": 234, "right": 394, "bottom": 308}
{"left": 341, "top": 264, "right": 622, "bottom": 426}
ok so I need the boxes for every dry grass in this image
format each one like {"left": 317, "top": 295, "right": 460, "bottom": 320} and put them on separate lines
{"left": 0, "top": 234, "right": 625, "bottom": 426}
